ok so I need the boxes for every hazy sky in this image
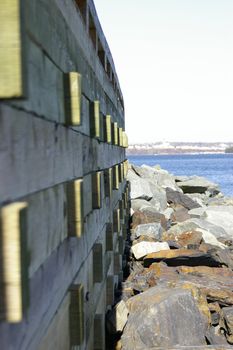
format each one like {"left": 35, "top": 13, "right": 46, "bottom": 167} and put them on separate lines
{"left": 94, "top": 0, "right": 233, "bottom": 144}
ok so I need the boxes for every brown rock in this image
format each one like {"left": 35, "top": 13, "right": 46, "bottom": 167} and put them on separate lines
{"left": 148, "top": 262, "right": 179, "bottom": 283}
{"left": 122, "top": 286, "right": 207, "bottom": 349}
{"left": 162, "top": 230, "right": 203, "bottom": 248}
{"left": 175, "top": 265, "right": 233, "bottom": 306}
{"left": 208, "top": 302, "right": 221, "bottom": 326}
{"left": 144, "top": 248, "right": 222, "bottom": 268}
{"left": 171, "top": 206, "right": 191, "bottom": 223}
{"left": 131, "top": 210, "right": 167, "bottom": 230}
{"left": 176, "top": 265, "right": 233, "bottom": 278}
{"left": 222, "top": 306, "right": 233, "bottom": 344}
{"left": 176, "top": 230, "right": 203, "bottom": 247}
{"left": 177, "top": 282, "right": 211, "bottom": 324}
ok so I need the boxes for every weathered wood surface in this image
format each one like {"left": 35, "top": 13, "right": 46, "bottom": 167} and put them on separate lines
{"left": 0, "top": 0, "right": 25, "bottom": 98}
{"left": 0, "top": 0, "right": 128, "bottom": 348}
{"left": 0, "top": 104, "right": 125, "bottom": 203}
{"left": 0, "top": 189, "right": 127, "bottom": 349}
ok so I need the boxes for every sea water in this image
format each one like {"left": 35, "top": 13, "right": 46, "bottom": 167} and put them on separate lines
{"left": 127, "top": 153, "right": 233, "bottom": 196}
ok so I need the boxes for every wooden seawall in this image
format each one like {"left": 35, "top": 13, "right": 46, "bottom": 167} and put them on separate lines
{"left": 0, "top": 0, "right": 129, "bottom": 348}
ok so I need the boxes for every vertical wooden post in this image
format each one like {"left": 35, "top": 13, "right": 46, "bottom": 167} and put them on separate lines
{"left": 104, "top": 115, "right": 112, "bottom": 143}
{"left": 64, "top": 72, "right": 82, "bottom": 125}
{"left": 67, "top": 179, "right": 84, "bottom": 238}
{"left": 0, "top": 202, "right": 29, "bottom": 323}
{"left": 113, "top": 165, "right": 119, "bottom": 190}
{"left": 0, "top": 0, "right": 26, "bottom": 98}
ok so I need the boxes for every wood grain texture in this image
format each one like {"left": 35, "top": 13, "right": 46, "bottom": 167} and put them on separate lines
{"left": 104, "top": 115, "right": 112, "bottom": 143}
{"left": 67, "top": 179, "right": 84, "bottom": 238}
{"left": 0, "top": 0, "right": 25, "bottom": 98}
{"left": 0, "top": 202, "right": 29, "bottom": 323}
{"left": 112, "top": 122, "right": 118, "bottom": 145}
{"left": 64, "top": 72, "right": 82, "bottom": 125}
{"left": 113, "top": 165, "right": 119, "bottom": 190}
{"left": 118, "top": 127, "right": 123, "bottom": 147}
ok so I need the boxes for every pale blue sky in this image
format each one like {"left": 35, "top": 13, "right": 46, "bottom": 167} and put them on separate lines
{"left": 94, "top": 0, "right": 233, "bottom": 143}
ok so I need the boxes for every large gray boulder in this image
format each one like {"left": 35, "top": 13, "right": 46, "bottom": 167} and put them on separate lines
{"left": 131, "top": 199, "right": 153, "bottom": 212}
{"left": 167, "top": 218, "right": 228, "bottom": 238}
{"left": 133, "top": 164, "right": 182, "bottom": 192}
{"left": 127, "top": 169, "right": 153, "bottom": 200}
{"left": 188, "top": 206, "right": 233, "bottom": 238}
{"left": 121, "top": 287, "right": 207, "bottom": 349}
{"left": 135, "top": 223, "right": 162, "bottom": 240}
{"left": 203, "top": 206, "right": 233, "bottom": 238}
{"left": 177, "top": 176, "right": 220, "bottom": 195}
{"left": 166, "top": 187, "right": 201, "bottom": 210}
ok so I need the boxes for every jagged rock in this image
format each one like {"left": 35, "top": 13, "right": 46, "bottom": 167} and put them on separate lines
{"left": 143, "top": 248, "right": 222, "bottom": 268}
{"left": 176, "top": 231, "right": 203, "bottom": 247}
{"left": 131, "top": 198, "right": 153, "bottom": 211}
{"left": 133, "top": 235, "right": 158, "bottom": 244}
{"left": 135, "top": 223, "right": 162, "bottom": 240}
{"left": 147, "top": 183, "right": 167, "bottom": 211}
{"left": 131, "top": 241, "right": 169, "bottom": 260}
{"left": 131, "top": 210, "right": 167, "bottom": 230}
{"left": 171, "top": 206, "right": 191, "bottom": 222}
{"left": 133, "top": 164, "right": 182, "bottom": 192}
{"left": 208, "top": 302, "right": 221, "bottom": 326}
{"left": 147, "top": 262, "right": 179, "bottom": 283}
{"left": 163, "top": 207, "right": 174, "bottom": 220}
{"left": 197, "top": 228, "right": 227, "bottom": 249}
{"left": 189, "top": 207, "right": 207, "bottom": 218}
{"left": 175, "top": 175, "right": 190, "bottom": 182}
{"left": 106, "top": 300, "right": 129, "bottom": 334}
{"left": 167, "top": 218, "right": 228, "bottom": 238}
{"left": 172, "top": 267, "right": 233, "bottom": 307}
{"left": 167, "top": 240, "right": 181, "bottom": 249}
{"left": 163, "top": 230, "right": 203, "bottom": 248}
{"left": 222, "top": 306, "right": 233, "bottom": 344}
{"left": 177, "top": 265, "right": 233, "bottom": 278}
{"left": 205, "top": 326, "right": 229, "bottom": 345}
{"left": 166, "top": 187, "right": 201, "bottom": 210}
{"left": 121, "top": 287, "right": 207, "bottom": 349}
{"left": 186, "top": 193, "right": 207, "bottom": 207}
{"left": 202, "top": 206, "right": 233, "bottom": 238}
{"left": 208, "top": 197, "right": 233, "bottom": 206}
{"left": 127, "top": 168, "right": 153, "bottom": 200}
{"left": 203, "top": 246, "right": 233, "bottom": 269}
{"left": 176, "top": 176, "right": 220, "bottom": 195}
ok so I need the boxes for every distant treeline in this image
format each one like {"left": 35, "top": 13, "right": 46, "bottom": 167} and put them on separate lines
{"left": 225, "top": 147, "right": 233, "bottom": 153}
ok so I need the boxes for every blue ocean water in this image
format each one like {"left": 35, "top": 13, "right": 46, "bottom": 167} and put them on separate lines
{"left": 127, "top": 154, "right": 233, "bottom": 196}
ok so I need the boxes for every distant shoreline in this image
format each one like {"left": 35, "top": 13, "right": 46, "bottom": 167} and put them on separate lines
{"left": 127, "top": 142, "right": 233, "bottom": 156}
{"left": 127, "top": 151, "right": 228, "bottom": 156}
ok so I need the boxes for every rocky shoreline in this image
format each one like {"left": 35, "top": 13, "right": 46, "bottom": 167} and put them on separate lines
{"left": 108, "top": 164, "right": 233, "bottom": 349}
